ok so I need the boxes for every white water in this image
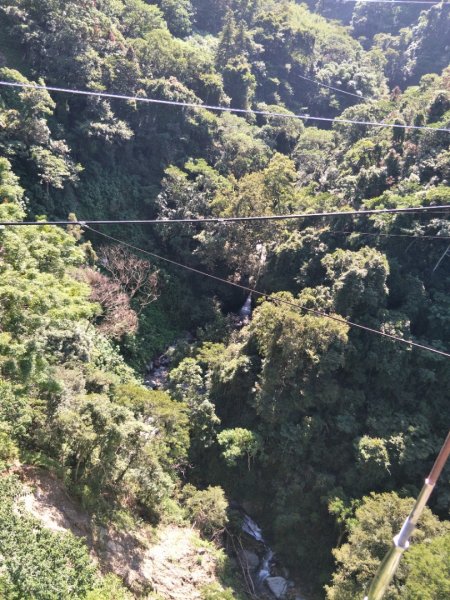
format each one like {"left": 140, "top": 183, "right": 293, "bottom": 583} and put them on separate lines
{"left": 239, "top": 294, "right": 252, "bottom": 320}
{"left": 257, "top": 548, "right": 275, "bottom": 586}
{"left": 241, "top": 514, "right": 275, "bottom": 588}
{"left": 242, "top": 514, "right": 265, "bottom": 543}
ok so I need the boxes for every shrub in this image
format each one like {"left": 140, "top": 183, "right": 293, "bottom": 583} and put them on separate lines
{"left": 184, "top": 485, "right": 228, "bottom": 539}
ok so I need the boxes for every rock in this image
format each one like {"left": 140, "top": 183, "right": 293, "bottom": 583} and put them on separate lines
{"left": 266, "top": 576, "right": 288, "bottom": 599}
{"left": 97, "top": 526, "right": 108, "bottom": 541}
{"left": 240, "top": 549, "right": 260, "bottom": 570}
{"left": 106, "top": 539, "right": 123, "bottom": 553}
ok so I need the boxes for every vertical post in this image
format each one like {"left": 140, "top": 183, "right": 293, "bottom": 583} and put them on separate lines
{"left": 365, "top": 431, "right": 450, "bottom": 600}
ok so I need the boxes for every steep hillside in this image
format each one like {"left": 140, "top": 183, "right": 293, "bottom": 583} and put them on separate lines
{"left": 18, "top": 467, "right": 233, "bottom": 600}
{"left": 0, "top": 1, "right": 449, "bottom": 599}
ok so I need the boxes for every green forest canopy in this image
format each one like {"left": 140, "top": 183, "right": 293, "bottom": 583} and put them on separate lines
{"left": 0, "top": 0, "right": 449, "bottom": 598}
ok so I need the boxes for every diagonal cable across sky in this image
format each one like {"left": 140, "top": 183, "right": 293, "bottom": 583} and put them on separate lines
{"left": 1, "top": 80, "right": 449, "bottom": 133}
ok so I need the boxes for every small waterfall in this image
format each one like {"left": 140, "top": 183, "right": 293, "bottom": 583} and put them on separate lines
{"left": 256, "top": 547, "right": 274, "bottom": 587}
{"left": 240, "top": 514, "right": 275, "bottom": 589}
{"left": 239, "top": 294, "right": 253, "bottom": 322}
{"left": 242, "top": 514, "right": 264, "bottom": 543}
{"left": 239, "top": 512, "right": 307, "bottom": 599}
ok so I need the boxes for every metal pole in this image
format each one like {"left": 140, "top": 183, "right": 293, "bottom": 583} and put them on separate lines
{"left": 365, "top": 430, "right": 450, "bottom": 600}
{"left": 432, "top": 243, "right": 450, "bottom": 272}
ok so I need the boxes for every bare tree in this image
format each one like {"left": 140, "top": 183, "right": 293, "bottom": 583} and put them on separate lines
{"left": 97, "top": 245, "right": 159, "bottom": 312}
{"left": 83, "top": 268, "right": 138, "bottom": 339}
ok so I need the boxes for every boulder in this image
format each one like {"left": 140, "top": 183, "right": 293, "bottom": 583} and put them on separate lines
{"left": 266, "top": 576, "right": 288, "bottom": 599}
{"left": 106, "top": 539, "right": 123, "bottom": 553}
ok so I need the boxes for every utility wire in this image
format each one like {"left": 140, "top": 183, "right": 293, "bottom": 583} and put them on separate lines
{"left": 1, "top": 80, "right": 450, "bottom": 133}
{"left": 1, "top": 204, "right": 450, "bottom": 227}
{"left": 345, "top": 0, "right": 447, "bottom": 5}
{"left": 330, "top": 229, "right": 450, "bottom": 240}
{"left": 85, "top": 225, "right": 450, "bottom": 359}
{"left": 297, "top": 73, "right": 371, "bottom": 102}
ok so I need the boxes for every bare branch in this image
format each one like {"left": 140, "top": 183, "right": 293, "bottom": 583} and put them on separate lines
{"left": 83, "top": 268, "right": 138, "bottom": 338}
{"left": 97, "top": 245, "right": 159, "bottom": 311}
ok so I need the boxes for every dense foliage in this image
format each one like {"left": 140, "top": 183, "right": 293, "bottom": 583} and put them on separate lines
{"left": 0, "top": 0, "right": 449, "bottom": 598}
{"left": 0, "top": 475, "right": 133, "bottom": 599}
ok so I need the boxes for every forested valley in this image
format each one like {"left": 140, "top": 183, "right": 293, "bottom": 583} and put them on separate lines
{"left": 0, "top": 1, "right": 449, "bottom": 598}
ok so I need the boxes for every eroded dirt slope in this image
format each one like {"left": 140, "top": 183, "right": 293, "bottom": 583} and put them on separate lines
{"left": 18, "top": 466, "right": 224, "bottom": 599}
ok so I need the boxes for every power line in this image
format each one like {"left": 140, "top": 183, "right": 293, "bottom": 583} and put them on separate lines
{"left": 345, "top": 0, "right": 447, "bottom": 5}
{"left": 85, "top": 225, "right": 450, "bottom": 359}
{"left": 1, "top": 204, "right": 450, "bottom": 227}
{"left": 1, "top": 80, "right": 449, "bottom": 133}
{"left": 330, "top": 229, "right": 450, "bottom": 240}
{"left": 297, "top": 73, "right": 372, "bottom": 102}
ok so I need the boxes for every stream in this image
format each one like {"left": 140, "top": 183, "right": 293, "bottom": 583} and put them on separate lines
{"left": 144, "top": 295, "right": 253, "bottom": 390}
{"left": 239, "top": 512, "right": 306, "bottom": 600}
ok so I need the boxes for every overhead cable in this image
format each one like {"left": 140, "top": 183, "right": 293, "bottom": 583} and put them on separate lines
{"left": 85, "top": 225, "right": 450, "bottom": 359}
{"left": 297, "top": 73, "right": 371, "bottom": 102}
{"left": 1, "top": 80, "right": 449, "bottom": 133}
{"left": 345, "top": 0, "right": 447, "bottom": 4}
{"left": 331, "top": 229, "right": 450, "bottom": 240}
{"left": 1, "top": 204, "right": 450, "bottom": 227}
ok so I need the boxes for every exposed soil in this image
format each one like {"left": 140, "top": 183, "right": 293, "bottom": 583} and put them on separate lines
{"left": 18, "top": 466, "right": 225, "bottom": 599}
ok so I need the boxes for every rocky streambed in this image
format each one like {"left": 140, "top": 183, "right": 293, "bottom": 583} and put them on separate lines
{"left": 143, "top": 300, "right": 308, "bottom": 600}
{"left": 144, "top": 332, "right": 195, "bottom": 390}
{"left": 235, "top": 512, "right": 307, "bottom": 600}
{"left": 144, "top": 296, "right": 253, "bottom": 390}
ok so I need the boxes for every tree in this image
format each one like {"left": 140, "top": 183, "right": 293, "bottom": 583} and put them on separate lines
{"left": 213, "top": 113, "right": 271, "bottom": 177}
{"left": 154, "top": 159, "right": 231, "bottom": 258}
{"left": 97, "top": 245, "right": 159, "bottom": 311}
{"left": 113, "top": 383, "right": 190, "bottom": 468}
{"left": 403, "top": 5, "right": 450, "bottom": 84}
{"left": 31, "top": 145, "right": 82, "bottom": 190}
{"left": 403, "top": 533, "right": 450, "bottom": 600}
{"left": 322, "top": 247, "right": 389, "bottom": 319}
{"left": 216, "top": 11, "right": 255, "bottom": 109}
{"left": 169, "top": 357, "right": 220, "bottom": 450}
{"left": 120, "top": 0, "right": 167, "bottom": 38}
{"left": 326, "top": 492, "right": 449, "bottom": 600}
{"left": 201, "top": 583, "right": 236, "bottom": 600}
{"left": 249, "top": 295, "right": 349, "bottom": 421}
{"left": 158, "top": 0, "right": 194, "bottom": 37}
{"left": 86, "top": 574, "right": 134, "bottom": 600}
{"left": 216, "top": 9, "right": 238, "bottom": 69}
{"left": 221, "top": 55, "right": 256, "bottom": 110}
{"left": 293, "top": 127, "right": 336, "bottom": 183}
{"left": 257, "top": 105, "right": 304, "bottom": 154}
{"left": 217, "top": 427, "right": 262, "bottom": 468}
{"left": 356, "top": 436, "right": 391, "bottom": 486}
{"left": 83, "top": 268, "right": 139, "bottom": 339}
